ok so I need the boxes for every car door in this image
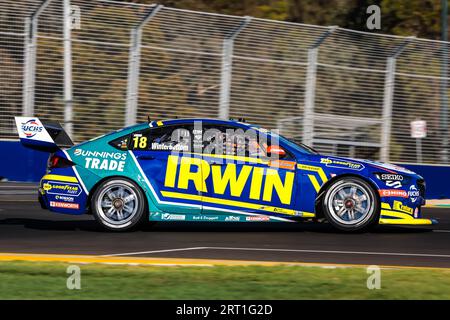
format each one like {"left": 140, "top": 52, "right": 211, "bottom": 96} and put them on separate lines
{"left": 201, "top": 124, "right": 298, "bottom": 220}
{"left": 130, "top": 124, "right": 203, "bottom": 216}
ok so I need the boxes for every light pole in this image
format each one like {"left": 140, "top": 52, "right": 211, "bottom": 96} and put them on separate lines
{"left": 441, "top": 0, "right": 448, "bottom": 163}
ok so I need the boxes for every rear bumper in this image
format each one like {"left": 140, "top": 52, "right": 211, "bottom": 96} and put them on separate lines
{"left": 39, "top": 174, "right": 87, "bottom": 215}
{"left": 38, "top": 192, "right": 47, "bottom": 209}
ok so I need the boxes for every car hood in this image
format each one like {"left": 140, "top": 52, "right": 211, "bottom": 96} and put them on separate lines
{"left": 315, "top": 154, "right": 417, "bottom": 176}
{"left": 350, "top": 158, "right": 416, "bottom": 175}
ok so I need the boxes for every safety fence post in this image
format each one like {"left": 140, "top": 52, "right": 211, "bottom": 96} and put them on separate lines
{"left": 125, "top": 4, "right": 163, "bottom": 127}
{"left": 302, "top": 26, "right": 337, "bottom": 147}
{"left": 380, "top": 37, "right": 414, "bottom": 163}
{"left": 63, "top": 0, "right": 73, "bottom": 137}
{"left": 22, "top": 0, "right": 53, "bottom": 117}
{"left": 218, "top": 16, "right": 251, "bottom": 120}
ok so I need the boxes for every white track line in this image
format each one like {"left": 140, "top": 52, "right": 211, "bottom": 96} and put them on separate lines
{"left": 433, "top": 230, "right": 450, "bottom": 233}
{"left": 101, "top": 247, "right": 208, "bottom": 257}
{"left": 103, "top": 246, "right": 450, "bottom": 259}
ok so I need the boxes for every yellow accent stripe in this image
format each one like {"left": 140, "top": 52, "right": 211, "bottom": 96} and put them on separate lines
{"left": 41, "top": 174, "right": 78, "bottom": 183}
{"left": 381, "top": 202, "right": 391, "bottom": 209}
{"left": 0, "top": 253, "right": 447, "bottom": 270}
{"left": 300, "top": 212, "right": 316, "bottom": 218}
{"left": 381, "top": 209, "right": 414, "bottom": 220}
{"left": 297, "top": 164, "right": 328, "bottom": 184}
{"left": 308, "top": 174, "right": 321, "bottom": 192}
{"left": 160, "top": 190, "right": 315, "bottom": 217}
{"left": 379, "top": 218, "right": 433, "bottom": 225}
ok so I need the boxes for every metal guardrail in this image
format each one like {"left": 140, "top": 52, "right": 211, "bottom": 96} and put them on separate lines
{"left": 0, "top": 0, "right": 449, "bottom": 165}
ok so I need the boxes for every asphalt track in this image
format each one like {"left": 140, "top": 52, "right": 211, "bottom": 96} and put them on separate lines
{"left": 0, "top": 183, "right": 449, "bottom": 268}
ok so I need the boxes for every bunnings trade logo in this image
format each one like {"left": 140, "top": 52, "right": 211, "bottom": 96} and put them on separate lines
{"left": 21, "top": 119, "right": 42, "bottom": 138}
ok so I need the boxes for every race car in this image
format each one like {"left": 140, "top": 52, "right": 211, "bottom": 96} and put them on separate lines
{"left": 14, "top": 116, "right": 436, "bottom": 231}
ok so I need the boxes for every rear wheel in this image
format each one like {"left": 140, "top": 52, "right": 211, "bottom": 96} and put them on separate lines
{"left": 322, "top": 177, "right": 379, "bottom": 232}
{"left": 91, "top": 178, "right": 146, "bottom": 231}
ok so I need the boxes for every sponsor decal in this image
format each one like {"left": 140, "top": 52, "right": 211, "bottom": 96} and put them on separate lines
{"left": 151, "top": 143, "right": 188, "bottom": 151}
{"left": 55, "top": 195, "right": 75, "bottom": 202}
{"left": 164, "top": 155, "right": 295, "bottom": 205}
{"left": 268, "top": 160, "right": 296, "bottom": 170}
{"left": 378, "top": 173, "right": 404, "bottom": 181}
{"left": 44, "top": 181, "right": 82, "bottom": 197}
{"left": 225, "top": 216, "right": 240, "bottom": 222}
{"left": 259, "top": 206, "right": 291, "bottom": 214}
{"left": 161, "top": 213, "right": 185, "bottom": 221}
{"left": 408, "top": 185, "right": 419, "bottom": 203}
{"left": 320, "top": 158, "right": 364, "bottom": 171}
{"left": 21, "top": 119, "right": 43, "bottom": 138}
{"left": 378, "top": 189, "right": 408, "bottom": 198}
{"left": 385, "top": 180, "right": 402, "bottom": 189}
{"left": 246, "top": 215, "right": 270, "bottom": 222}
{"left": 393, "top": 200, "right": 413, "bottom": 215}
{"left": 74, "top": 149, "right": 127, "bottom": 172}
{"left": 49, "top": 201, "right": 79, "bottom": 209}
{"left": 192, "top": 215, "right": 220, "bottom": 221}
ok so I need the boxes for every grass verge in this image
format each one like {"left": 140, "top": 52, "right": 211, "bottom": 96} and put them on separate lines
{"left": 0, "top": 261, "right": 449, "bottom": 299}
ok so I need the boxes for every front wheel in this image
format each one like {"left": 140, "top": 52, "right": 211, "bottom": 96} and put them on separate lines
{"left": 322, "top": 177, "right": 379, "bottom": 232}
{"left": 91, "top": 178, "right": 147, "bottom": 231}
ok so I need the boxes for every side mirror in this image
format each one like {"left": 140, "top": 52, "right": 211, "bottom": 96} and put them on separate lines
{"left": 266, "top": 145, "right": 286, "bottom": 157}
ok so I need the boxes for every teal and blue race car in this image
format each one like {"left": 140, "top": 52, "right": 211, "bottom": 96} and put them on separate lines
{"left": 15, "top": 116, "right": 436, "bottom": 231}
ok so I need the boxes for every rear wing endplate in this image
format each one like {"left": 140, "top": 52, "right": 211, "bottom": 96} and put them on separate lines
{"left": 14, "top": 117, "right": 74, "bottom": 152}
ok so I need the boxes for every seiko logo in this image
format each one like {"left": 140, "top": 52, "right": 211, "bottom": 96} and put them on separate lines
{"left": 380, "top": 174, "right": 403, "bottom": 181}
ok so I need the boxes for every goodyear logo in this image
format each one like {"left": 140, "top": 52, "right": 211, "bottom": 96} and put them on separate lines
{"left": 164, "top": 155, "right": 294, "bottom": 205}
{"left": 320, "top": 157, "right": 364, "bottom": 171}
{"left": 43, "top": 181, "right": 82, "bottom": 197}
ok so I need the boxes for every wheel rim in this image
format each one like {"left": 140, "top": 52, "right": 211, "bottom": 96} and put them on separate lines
{"left": 96, "top": 183, "right": 138, "bottom": 226}
{"left": 327, "top": 182, "right": 373, "bottom": 225}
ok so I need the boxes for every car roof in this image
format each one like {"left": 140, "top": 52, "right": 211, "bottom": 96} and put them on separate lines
{"left": 148, "top": 118, "right": 255, "bottom": 129}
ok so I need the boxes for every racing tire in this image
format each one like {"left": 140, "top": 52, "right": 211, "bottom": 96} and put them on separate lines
{"left": 322, "top": 177, "right": 379, "bottom": 232}
{"left": 91, "top": 178, "right": 147, "bottom": 231}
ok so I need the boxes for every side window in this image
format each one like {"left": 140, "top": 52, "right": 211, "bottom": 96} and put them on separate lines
{"left": 202, "top": 125, "right": 294, "bottom": 160}
{"left": 202, "top": 125, "right": 266, "bottom": 158}
{"left": 130, "top": 126, "right": 192, "bottom": 152}
{"left": 109, "top": 134, "right": 130, "bottom": 150}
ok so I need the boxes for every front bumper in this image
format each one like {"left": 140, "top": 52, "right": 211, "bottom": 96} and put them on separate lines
{"left": 379, "top": 201, "right": 437, "bottom": 226}
{"left": 379, "top": 217, "right": 438, "bottom": 225}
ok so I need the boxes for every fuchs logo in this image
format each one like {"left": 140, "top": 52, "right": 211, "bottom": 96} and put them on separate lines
{"left": 21, "top": 119, "right": 43, "bottom": 138}
{"left": 408, "top": 185, "right": 419, "bottom": 203}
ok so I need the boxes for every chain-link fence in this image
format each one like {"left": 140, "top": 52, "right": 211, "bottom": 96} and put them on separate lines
{"left": 1, "top": 0, "right": 449, "bottom": 165}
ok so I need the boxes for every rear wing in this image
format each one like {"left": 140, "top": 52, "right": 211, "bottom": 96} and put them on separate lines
{"left": 14, "top": 117, "right": 73, "bottom": 152}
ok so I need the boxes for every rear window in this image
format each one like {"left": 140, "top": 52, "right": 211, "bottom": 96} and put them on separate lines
{"left": 108, "top": 134, "right": 130, "bottom": 150}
